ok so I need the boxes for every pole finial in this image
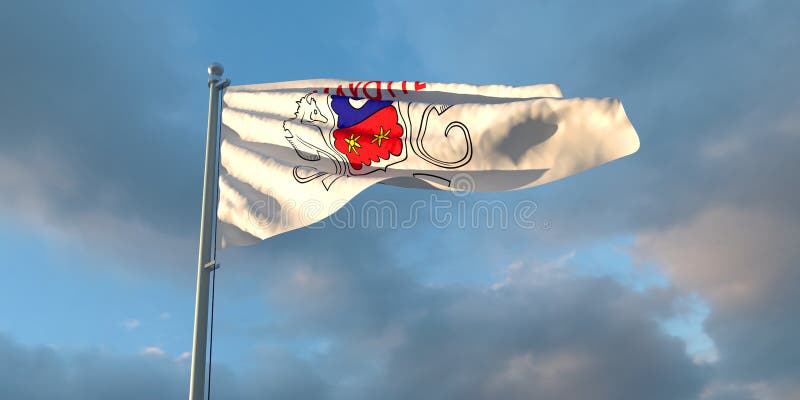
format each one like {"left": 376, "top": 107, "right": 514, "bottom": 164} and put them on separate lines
{"left": 208, "top": 63, "right": 224, "bottom": 84}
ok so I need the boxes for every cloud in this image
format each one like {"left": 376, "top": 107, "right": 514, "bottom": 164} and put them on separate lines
{"left": 0, "top": 332, "right": 328, "bottom": 400}
{"left": 633, "top": 207, "right": 800, "bottom": 310}
{"left": 360, "top": 273, "right": 705, "bottom": 400}
{"left": 0, "top": 333, "right": 185, "bottom": 400}
{"left": 699, "top": 381, "right": 800, "bottom": 400}
{"left": 0, "top": 0, "right": 202, "bottom": 266}
{"left": 633, "top": 206, "right": 800, "bottom": 392}
{"left": 141, "top": 346, "right": 166, "bottom": 357}
{"left": 120, "top": 319, "right": 140, "bottom": 330}
{"left": 215, "top": 249, "right": 708, "bottom": 400}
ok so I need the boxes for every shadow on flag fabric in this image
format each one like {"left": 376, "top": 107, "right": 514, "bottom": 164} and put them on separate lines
{"left": 216, "top": 79, "right": 639, "bottom": 247}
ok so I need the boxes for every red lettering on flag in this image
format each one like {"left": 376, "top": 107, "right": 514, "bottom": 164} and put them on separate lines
{"left": 326, "top": 81, "right": 427, "bottom": 99}
{"left": 387, "top": 81, "right": 396, "bottom": 97}
{"left": 349, "top": 81, "right": 362, "bottom": 97}
{"left": 363, "top": 81, "right": 382, "bottom": 100}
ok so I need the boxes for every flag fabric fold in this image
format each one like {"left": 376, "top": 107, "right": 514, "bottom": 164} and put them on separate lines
{"left": 217, "top": 79, "right": 638, "bottom": 247}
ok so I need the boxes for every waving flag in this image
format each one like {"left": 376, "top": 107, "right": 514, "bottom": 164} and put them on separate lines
{"left": 216, "top": 79, "right": 638, "bottom": 247}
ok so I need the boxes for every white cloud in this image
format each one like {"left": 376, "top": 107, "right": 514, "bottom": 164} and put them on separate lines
{"left": 159, "top": 312, "right": 171, "bottom": 320}
{"left": 142, "top": 347, "right": 166, "bottom": 357}
{"left": 121, "top": 319, "right": 140, "bottom": 330}
{"left": 491, "top": 252, "right": 575, "bottom": 290}
{"left": 701, "top": 133, "right": 748, "bottom": 160}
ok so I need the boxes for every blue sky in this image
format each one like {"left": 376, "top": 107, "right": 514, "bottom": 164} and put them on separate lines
{"left": 1, "top": 1, "right": 799, "bottom": 399}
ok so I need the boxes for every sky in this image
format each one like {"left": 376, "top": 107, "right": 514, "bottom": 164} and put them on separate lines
{"left": 1, "top": 1, "right": 799, "bottom": 399}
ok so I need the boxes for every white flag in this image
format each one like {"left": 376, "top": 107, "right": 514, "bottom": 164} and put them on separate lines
{"left": 217, "top": 79, "right": 638, "bottom": 247}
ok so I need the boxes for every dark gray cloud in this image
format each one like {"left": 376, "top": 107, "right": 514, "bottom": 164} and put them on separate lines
{"left": 0, "top": 0, "right": 204, "bottom": 266}
{"left": 0, "top": 231, "right": 702, "bottom": 400}
{"left": 0, "top": 334, "right": 185, "bottom": 400}
{"left": 359, "top": 277, "right": 705, "bottom": 400}
{"left": 0, "top": 333, "right": 328, "bottom": 400}
{"left": 205, "top": 246, "right": 708, "bottom": 400}
{"left": 0, "top": 256, "right": 708, "bottom": 400}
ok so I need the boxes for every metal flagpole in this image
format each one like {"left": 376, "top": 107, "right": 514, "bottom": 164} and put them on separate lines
{"left": 189, "top": 63, "right": 229, "bottom": 400}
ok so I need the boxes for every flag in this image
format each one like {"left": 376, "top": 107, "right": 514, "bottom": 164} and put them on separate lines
{"left": 216, "top": 79, "right": 638, "bottom": 247}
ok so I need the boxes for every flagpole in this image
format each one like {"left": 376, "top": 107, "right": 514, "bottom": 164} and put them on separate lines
{"left": 189, "top": 63, "right": 229, "bottom": 400}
